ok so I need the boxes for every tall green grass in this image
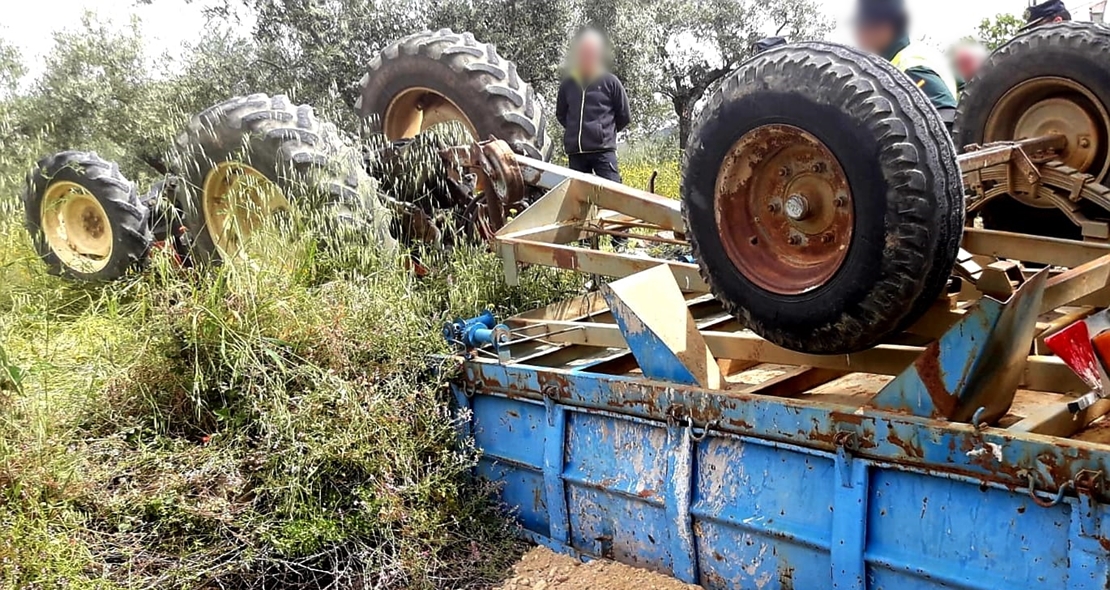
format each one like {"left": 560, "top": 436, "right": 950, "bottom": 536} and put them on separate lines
{"left": 0, "top": 152, "right": 580, "bottom": 588}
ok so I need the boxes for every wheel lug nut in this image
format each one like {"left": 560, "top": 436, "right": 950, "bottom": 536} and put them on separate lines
{"left": 778, "top": 166, "right": 791, "bottom": 177}
{"left": 812, "top": 162, "right": 826, "bottom": 173}
{"left": 822, "top": 233, "right": 834, "bottom": 243}
{"left": 1080, "top": 137, "right": 1092, "bottom": 149}
{"left": 784, "top": 194, "right": 810, "bottom": 221}
{"left": 788, "top": 234, "right": 802, "bottom": 245}
{"left": 767, "top": 202, "right": 781, "bottom": 213}
{"left": 834, "top": 195, "right": 848, "bottom": 207}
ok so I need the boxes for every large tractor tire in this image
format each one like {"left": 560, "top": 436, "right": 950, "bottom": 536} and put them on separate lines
{"left": 955, "top": 22, "right": 1110, "bottom": 239}
{"left": 356, "top": 29, "right": 552, "bottom": 161}
{"left": 23, "top": 151, "right": 152, "bottom": 280}
{"left": 172, "top": 93, "right": 395, "bottom": 265}
{"left": 682, "top": 42, "right": 964, "bottom": 354}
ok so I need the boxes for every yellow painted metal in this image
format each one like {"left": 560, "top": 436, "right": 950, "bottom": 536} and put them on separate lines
{"left": 201, "top": 161, "right": 288, "bottom": 258}
{"left": 383, "top": 87, "right": 478, "bottom": 140}
{"left": 40, "top": 181, "right": 113, "bottom": 273}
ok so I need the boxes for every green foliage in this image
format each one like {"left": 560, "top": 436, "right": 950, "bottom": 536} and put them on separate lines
{"left": 976, "top": 13, "right": 1024, "bottom": 50}
{"left": 427, "top": 0, "right": 576, "bottom": 99}
{"left": 620, "top": 138, "right": 681, "bottom": 198}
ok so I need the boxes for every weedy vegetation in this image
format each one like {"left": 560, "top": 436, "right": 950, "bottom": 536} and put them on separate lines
{"left": 0, "top": 27, "right": 586, "bottom": 590}
{"left": 0, "top": 9, "right": 685, "bottom": 590}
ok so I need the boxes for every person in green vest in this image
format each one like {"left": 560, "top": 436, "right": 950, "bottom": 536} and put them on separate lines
{"left": 852, "top": 0, "right": 959, "bottom": 128}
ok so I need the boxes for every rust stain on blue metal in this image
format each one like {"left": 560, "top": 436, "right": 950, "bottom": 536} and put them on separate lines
{"left": 868, "top": 269, "right": 1048, "bottom": 424}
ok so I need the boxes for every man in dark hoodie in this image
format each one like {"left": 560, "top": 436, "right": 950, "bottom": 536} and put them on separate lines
{"left": 555, "top": 29, "right": 632, "bottom": 183}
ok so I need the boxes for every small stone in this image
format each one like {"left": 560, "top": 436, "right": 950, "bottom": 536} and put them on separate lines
{"left": 533, "top": 581, "right": 548, "bottom": 590}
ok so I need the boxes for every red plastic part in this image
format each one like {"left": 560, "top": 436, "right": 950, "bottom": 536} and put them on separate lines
{"left": 1045, "top": 320, "right": 1103, "bottom": 390}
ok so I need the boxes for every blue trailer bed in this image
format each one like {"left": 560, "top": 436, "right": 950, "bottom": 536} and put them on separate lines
{"left": 439, "top": 142, "right": 1110, "bottom": 589}
{"left": 449, "top": 286, "right": 1110, "bottom": 590}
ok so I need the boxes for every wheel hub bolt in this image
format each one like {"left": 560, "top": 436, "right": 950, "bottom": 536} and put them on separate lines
{"left": 778, "top": 166, "right": 791, "bottom": 177}
{"left": 767, "top": 202, "right": 781, "bottom": 213}
{"left": 812, "top": 162, "right": 826, "bottom": 173}
{"left": 1080, "top": 137, "right": 1092, "bottom": 149}
{"left": 822, "top": 233, "right": 834, "bottom": 243}
{"left": 788, "top": 234, "right": 802, "bottom": 245}
{"left": 784, "top": 194, "right": 810, "bottom": 221}
{"left": 834, "top": 195, "right": 848, "bottom": 208}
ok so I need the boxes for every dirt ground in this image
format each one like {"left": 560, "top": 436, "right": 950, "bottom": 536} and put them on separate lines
{"left": 496, "top": 546, "right": 699, "bottom": 590}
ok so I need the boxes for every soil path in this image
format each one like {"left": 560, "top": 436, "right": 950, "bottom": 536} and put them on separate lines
{"left": 496, "top": 546, "right": 699, "bottom": 590}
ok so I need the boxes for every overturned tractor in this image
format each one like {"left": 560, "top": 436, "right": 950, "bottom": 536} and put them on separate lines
{"left": 22, "top": 29, "right": 549, "bottom": 281}
{"left": 21, "top": 23, "right": 1110, "bottom": 363}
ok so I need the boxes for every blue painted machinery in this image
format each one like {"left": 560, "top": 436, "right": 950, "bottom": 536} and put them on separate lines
{"left": 449, "top": 263, "right": 1110, "bottom": 589}
{"left": 440, "top": 137, "right": 1110, "bottom": 589}
{"left": 435, "top": 30, "right": 1110, "bottom": 587}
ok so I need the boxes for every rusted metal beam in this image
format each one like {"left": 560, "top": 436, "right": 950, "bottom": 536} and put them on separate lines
{"left": 514, "top": 156, "right": 685, "bottom": 231}
{"left": 742, "top": 367, "right": 847, "bottom": 398}
{"left": 1009, "top": 397, "right": 1110, "bottom": 437}
{"left": 962, "top": 227, "right": 1110, "bottom": 268}
{"left": 1041, "top": 253, "right": 1110, "bottom": 313}
{"left": 500, "top": 239, "right": 709, "bottom": 292}
{"left": 958, "top": 135, "right": 1067, "bottom": 173}
{"left": 518, "top": 320, "right": 1086, "bottom": 393}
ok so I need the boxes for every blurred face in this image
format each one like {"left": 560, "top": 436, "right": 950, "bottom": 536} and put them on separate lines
{"left": 953, "top": 45, "right": 987, "bottom": 81}
{"left": 854, "top": 21, "right": 895, "bottom": 55}
{"left": 573, "top": 32, "right": 604, "bottom": 79}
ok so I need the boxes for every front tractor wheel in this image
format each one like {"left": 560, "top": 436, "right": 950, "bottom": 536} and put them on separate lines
{"left": 23, "top": 151, "right": 151, "bottom": 280}
{"left": 682, "top": 42, "right": 965, "bottom": 354}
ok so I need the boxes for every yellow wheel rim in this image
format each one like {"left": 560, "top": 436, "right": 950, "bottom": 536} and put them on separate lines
{"left": 383, "top": 87, "right": 479, "bottom": 140}
{"left": 40, "top": 181, "right": 113, "bottom": 273}
{"left": 201, "top": 162, "right": 288, "bottom": 259}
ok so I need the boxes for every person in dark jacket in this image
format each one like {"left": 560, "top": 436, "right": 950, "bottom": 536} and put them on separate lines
{"left": 555, "top": 29, "right": 631, "bottom": 183}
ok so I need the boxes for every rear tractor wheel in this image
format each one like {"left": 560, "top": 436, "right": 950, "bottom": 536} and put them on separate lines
{"left": 682, "top": 42, "right": 964, "bottom": 354}
{"left": 172, "top": 93, "right": 395, "bottom": 265}
{"left": 955, "top": 22, "right": 1110, "bottom": 240}
{"left": 23, "top": 151, "right": 151, "bottom": 280}
{"left": 357, "top": 29, "right": 552, "bottom": 162}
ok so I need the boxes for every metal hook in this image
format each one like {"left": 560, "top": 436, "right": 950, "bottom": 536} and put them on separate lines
{"left": 1021, "top": 471, "right": 1072, "bottom": 508}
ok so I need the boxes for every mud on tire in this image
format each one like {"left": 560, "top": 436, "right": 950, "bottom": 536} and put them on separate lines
{"left": 23, "top": 151, "right": 151, "bottom": 281}
{"left": 357, "top": 29, "right": 552, "bottom": 161}
{"left": 172, "top": 93, "right": 395, "bottom": 265}
{"left": 682, "top": 42, "right": 964, "bottom": 354}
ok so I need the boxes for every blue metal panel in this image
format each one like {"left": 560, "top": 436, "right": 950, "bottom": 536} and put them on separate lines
{"left": 602, "top": 285, "right": 701, "bottom": 386}
{"left": 831, "top": 452, "right": 868, "bottom": 590}
{"left": 463, "top": 362, "right": 1110, "bottom": 499}
{"left": 458, "top": 365, "right": 1110, "bottom": 589}
{"left": 864, "top": 468, "right": 1067, "bottom": 589}
{"left": 563, "top": 410, "right": 673, "bottom": 571}
{"left": 691, "top": 436, "right": 835, "bottom": 589}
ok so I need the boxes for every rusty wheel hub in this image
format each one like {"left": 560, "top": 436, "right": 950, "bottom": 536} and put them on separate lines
{"left": 986, "top": 77, "right": 1110, "bottom": 185}
{"left": 715, "top": 124, "right": 853, "bottom": 295}
{"left": 467, "top": 140, "right": 526, "bottom": 239}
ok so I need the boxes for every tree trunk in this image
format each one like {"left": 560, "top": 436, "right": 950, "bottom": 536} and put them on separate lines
{"left": 675, "top": 99, "right": 692, "bottom": 149}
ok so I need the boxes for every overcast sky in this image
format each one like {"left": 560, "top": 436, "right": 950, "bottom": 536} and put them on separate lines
{"left": 0, "top": 0, "right": 1101, "bottom": 75}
